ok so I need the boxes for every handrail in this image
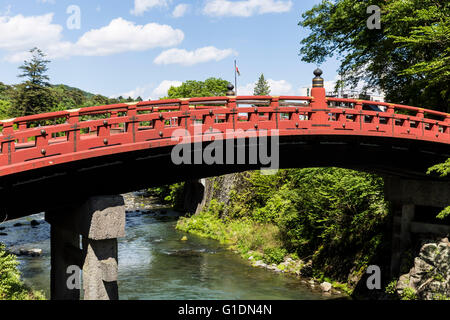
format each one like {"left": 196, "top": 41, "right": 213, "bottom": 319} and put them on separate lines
{"left": 0, "top": 92, "right": 447, "bottom": 177}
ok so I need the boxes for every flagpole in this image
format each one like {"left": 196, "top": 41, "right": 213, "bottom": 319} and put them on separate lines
{"left": 234, "top": 60, "right": 237, "bottom": 96}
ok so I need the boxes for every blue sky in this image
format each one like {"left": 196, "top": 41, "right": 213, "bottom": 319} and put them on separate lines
{"left": 0, "top": 0, "right": 340, "bottom": 99}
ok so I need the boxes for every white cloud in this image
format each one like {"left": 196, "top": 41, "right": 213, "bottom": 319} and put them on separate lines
{"left": 152, "top": 80, "right": 182, "bottom": 98}
{"left": 0, "top": 14, "right": 63, "bottom": 52}
{"left": 0, "top": 15, "right": 184, "bottom": 62}
{"left": 130, "top": 0, "right": 169, "bottom": 16}
{"left": 172, "top": 4, "right": 189, "bottom": 18}
{"left": 203, "top": 0, "right": 293, "bottom": 17}
{"left": 71, "top": 18, "right": 184, "bottom": 56}
{"left": 154, "top": 46, "right": 237, "bottom": 66}
{"left": 238, "top": 79, "right": 294, "bottom": 95}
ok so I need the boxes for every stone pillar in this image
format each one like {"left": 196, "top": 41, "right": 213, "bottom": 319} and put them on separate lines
{"left": 390, "top": 205, "right": 402, "bottom": 277}
{"left": 400, "top": 204, "right": 415, "bottom": 251}
{"left": 390, "top": 203, "right": 415, "bottom": 276}
{"left": 46, "top": 195, "right": 125, "bottom": 300}
{"left": 48, "top": 224, "right": 81, "bottom": 300}
{"left": 82, "top": 238, "right": 119, "bottom": 300}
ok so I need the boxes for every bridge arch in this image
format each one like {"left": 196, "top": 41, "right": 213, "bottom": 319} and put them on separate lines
{"left": 0, "top": 71, "right": 449, "bottom": 219}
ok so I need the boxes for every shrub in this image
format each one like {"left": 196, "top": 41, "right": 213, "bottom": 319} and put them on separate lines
{"left": 0, "top": 244, "right": 44, "bottom": 300}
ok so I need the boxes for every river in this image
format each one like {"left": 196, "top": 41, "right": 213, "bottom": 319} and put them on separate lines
{"left": 0, "top": 192, "right": 336, "bottom": 300}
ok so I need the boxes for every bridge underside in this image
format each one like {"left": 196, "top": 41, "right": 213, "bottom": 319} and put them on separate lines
{"left": 1, "top": 134, "right": 448, "bottom": 220}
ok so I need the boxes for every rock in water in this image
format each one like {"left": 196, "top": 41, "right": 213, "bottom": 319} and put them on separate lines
{"left": 30, "top": 220, "right": 40, "bottom": 227}
{"left": 320, "top": 282, "right": 332, "bottom": 292}
{"left": 19, "top": 248, "right": 43, "bottom": 257}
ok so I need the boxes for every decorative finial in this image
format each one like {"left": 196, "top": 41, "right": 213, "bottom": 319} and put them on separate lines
{"left": 226, "top": 83, "right": 235, "bottom": 96}
{"left": 313, "top": 68, "right": 323, "bottom": 77}
{"left": 312, "top": 68, "right": 324, "bottom": 88}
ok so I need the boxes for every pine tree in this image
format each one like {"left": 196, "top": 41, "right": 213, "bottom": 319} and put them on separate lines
{"left": 253, "top": 74, "right": 271, "bottom": 96}
{"left": 18, "top": 47, "right": 50, "bottom": 87}
{"left": 11, "top": 48, "right": 55, "bottom": 117}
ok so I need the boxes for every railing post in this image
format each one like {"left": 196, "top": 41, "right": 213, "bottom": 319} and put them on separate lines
{"left": 126, "top": 103, "right": 138, "bottom": 143}
{"left": 68, "top": 110, "right": 80, "bottom": 153}
{"left": 416, "top": 108, "right": 425, "bottom": 137}
{"left": 309, "top": 69, "right": 328, "bottom": 124}
{"left": 269, "top": 96, "right": 280, "bottom": 129}
{"left": 1, "top": 120, "right": 15, "bottom": 165}
{"left": 227, "top": 97, "right": 237, "bottom": 131}
{"left": 18, "top": 122, "right": 27, "bottom": 143}
{"left": 180, "top": 99, "right": 190, "bottom": 130}
{"left": 110, "top": 111, "right": 119, "bottom": 129}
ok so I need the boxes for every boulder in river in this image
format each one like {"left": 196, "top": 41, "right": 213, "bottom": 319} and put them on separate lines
{"left": 18, "top": 248, "right": 43, "bottom": 257}
{"left": 13, "top": 222, "right": 23, "bottom": 227}
{"left": 30, "top": 220, "right": 40, "bottom": 227}
{"left": 320, "top": 282, "right": 332, "bottom": 292}
{"left": 0, "top": 232, "right": 7, "bottom": 236}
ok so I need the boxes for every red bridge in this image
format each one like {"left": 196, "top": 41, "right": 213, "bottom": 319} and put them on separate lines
{"left": 2, "top": 70, "right": 449, "bottom": 300}
{"left": 0, "top": 71, "right": 449, "bottom": 219}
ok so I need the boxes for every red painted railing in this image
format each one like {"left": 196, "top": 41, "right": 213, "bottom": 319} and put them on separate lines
{"left": 0, "top": 93, "right": 449, "bottom": 177}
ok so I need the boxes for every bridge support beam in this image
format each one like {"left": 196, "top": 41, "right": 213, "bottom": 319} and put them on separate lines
{"left": 390, "top": 204, "right": 415, "bottom": 276}
{"left": 384, "top": 177, "right": 450, "bottom": 277}
{"left": 46, "top": 195, "right": 125, "bottom": 300}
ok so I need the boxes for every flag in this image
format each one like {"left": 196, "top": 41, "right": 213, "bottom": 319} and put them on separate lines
{"left": 236, "top": 65, "right": 241, "bottom": 76}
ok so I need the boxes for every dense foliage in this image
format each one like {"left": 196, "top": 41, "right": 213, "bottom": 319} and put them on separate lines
{"left": 179, "top": 168, "right": 391, "bottom": 290}
{"left": 165, "top": 78, "right": 230, "bottom": 99}
{"left": 428, "top": 159, "right": 450, "bottom": 219}
{"left": 299, "top": 0, "right": 449, "bottom": 112}
{"left": 0, "top": 244, "right": 44, "bottom": 300}
{"left": 147, "top": 182, "right": 185, "bottom": 210}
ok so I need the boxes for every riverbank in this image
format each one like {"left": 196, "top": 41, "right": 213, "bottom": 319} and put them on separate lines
{"left": 175, "top": 169, "right": 450, "bottom": 300}
{"left": 176, "top": 204, "right": 351, "bottom": 297}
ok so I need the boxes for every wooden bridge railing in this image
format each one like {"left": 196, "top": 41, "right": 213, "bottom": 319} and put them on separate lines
{"left": 0, "top": 86, "right": 448, "bottom": 177}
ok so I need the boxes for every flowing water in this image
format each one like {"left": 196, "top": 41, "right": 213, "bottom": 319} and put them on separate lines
{"left": 0, "top": 193, "right": 337, "bottom": 300}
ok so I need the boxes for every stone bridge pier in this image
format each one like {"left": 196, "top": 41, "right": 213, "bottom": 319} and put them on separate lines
{"left": 384, "top": 177, "right": 450, "bottom": 277}
{"left": 45, "top": 195, "right": 125, "bottom": 300}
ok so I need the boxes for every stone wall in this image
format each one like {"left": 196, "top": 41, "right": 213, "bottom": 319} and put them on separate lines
{"left": 194, "top": 173, "right": 247, "bottom": 215}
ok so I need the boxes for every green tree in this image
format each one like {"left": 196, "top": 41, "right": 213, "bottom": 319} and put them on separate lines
{"left": 0, "top": 244, "right": 44, "bottom": 300}
{"left": 254, "top": 74, "right": 271, "bottom": 96}
{"left": 11, "top": 47, "right": 55, "bottom": 117}
{"left": 299, "top": 0, "right": 449, "bottom": 112}
{"left": 166, "top": 78, "right": 229, "bottom": 99}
